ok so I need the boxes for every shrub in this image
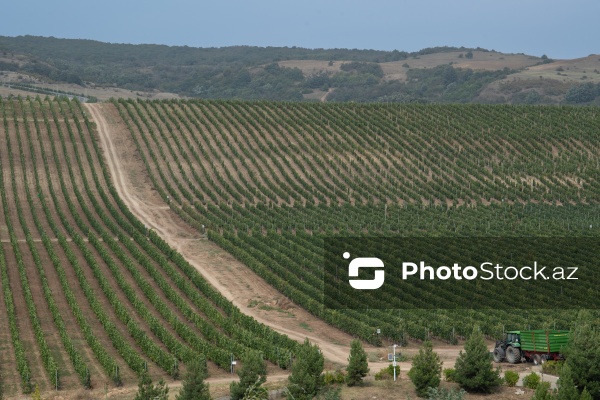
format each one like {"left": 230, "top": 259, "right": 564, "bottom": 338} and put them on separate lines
{"left": 531, "top": 381, "right": 552, "bottom": 400}
{"left": 503, "top": 371, "right": 519, "bottom": 387}
{"left": 32, "top": 385, "right": 41, "bottom": 400}
{"left": 318, "top": 387, "right": 342, "bottom": 400}
{"left": 323, "top": 370, "right": 345, "bottom": 385}
{"left": 443, "top": 368, "right": 456, "bottom": 382}
{"left": 426, "top": 387, "right": 466, "bottom": 400}
{"left": 374, "top": 364, "right": 399, "bottom": 381}
{"left": 242, "top": 378, "right": 268, "bottom": 400}
{"left": 522, "top": 372, "right": 541, "bottom": 389}
{"left": 541, "top": 360, "right": 563, "bottom": 375}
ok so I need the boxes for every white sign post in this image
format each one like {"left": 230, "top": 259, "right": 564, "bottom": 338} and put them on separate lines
{"left": 392, "top": 344, "right": 398, "bottom": 381}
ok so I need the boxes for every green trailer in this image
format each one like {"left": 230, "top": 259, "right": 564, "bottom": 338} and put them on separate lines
{"left": 493, "top": 330, "right": 570, "bottom": 365}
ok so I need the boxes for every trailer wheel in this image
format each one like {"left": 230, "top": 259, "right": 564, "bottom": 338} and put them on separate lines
{"left": 506, "top": 346, "right": 521, "bottom": 364}
{"left": 493, "top": 347, "right": 505, "bottom": 363}
{"left": 532, "top": 354, "right": 542, "bottom": 365}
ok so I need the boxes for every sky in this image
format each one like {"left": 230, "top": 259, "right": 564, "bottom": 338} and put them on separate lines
{"left": 1, "top": 0, "right": 598, "bottom": 59}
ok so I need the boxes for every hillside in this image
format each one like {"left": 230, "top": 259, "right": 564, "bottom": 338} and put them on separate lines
{"left": 2, "top": 35, "right": 600, "bottom": 104}
{"left": 1, "top": 96, "right": 599, "bottom": 398}
{"left": 105, "top": 98, "right": 600, "bottom": 342}
{"left": 0, "top": 97, "right": 298, "bottom": 396}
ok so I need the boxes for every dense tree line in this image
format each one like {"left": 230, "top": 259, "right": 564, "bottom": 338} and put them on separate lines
{"left": 0, "top": 36, "right": 508, "bottom": 101}
{"left": 328, "top": 65, "right": 514, "bottom": 103}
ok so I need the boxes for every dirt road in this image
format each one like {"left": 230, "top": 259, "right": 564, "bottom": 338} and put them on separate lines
{"left": 85, "top": 102, "right": 370, "bottom": 366}
{"left": 85, "top": 103, "right": 472, "bottom": 372}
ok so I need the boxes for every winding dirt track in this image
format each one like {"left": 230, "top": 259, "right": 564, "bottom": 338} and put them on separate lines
{"left": 84, "top": 103, "right": 472, "bottom": 385}
{"left": 85, "top": 102, "right": 367, "bottom": 366}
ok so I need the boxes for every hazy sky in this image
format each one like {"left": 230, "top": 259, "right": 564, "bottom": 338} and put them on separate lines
{"left": 2, "top": 0, "right": 598, "bottom": 59}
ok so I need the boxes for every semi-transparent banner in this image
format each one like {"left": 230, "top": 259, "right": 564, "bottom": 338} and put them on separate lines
{"left": 323, "top": 237, "right": 600, "bottom": 309}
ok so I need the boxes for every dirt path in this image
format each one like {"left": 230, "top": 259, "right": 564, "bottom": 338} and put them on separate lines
{"left": 85, "top": 103, "right": 470, "bottom": 377}
{"left": 320, "top": 88, "right": 333, "bottom": 102}
{"left": 85, "top": 103, "right": 367, "bottom": 366}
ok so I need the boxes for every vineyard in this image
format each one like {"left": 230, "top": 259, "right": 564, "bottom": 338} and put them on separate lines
{"left": 1, "top": 96, "right": 599, "bottom": 396}
{"left": 108, "top": 98, "right": 600, "bottom": 343}
{"left": 0, "top": 97, "right": 297, "bottom": 396}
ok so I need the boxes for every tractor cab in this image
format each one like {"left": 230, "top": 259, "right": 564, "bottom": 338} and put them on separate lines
{"left": 506, "top": 331, "right": 521, "bottom": 347}
{"left": 493, "top": 331, "right": 523, "bottom": 364}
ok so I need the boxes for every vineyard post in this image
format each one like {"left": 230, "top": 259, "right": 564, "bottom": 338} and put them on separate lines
{"left": 392, "top": 344, "right": 398, "bottom": 381}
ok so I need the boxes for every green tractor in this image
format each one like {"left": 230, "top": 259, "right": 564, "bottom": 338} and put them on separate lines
{"left": 493, "top": 330, "right": 569, "bottom": 365}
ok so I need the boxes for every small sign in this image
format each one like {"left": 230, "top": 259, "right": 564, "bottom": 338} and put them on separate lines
{"left": 388, "top": 353, "right": 401, "bottom": 361}
{"left": 376, "top": 329, "right": 381, "bottom": 334}
{"left": 231, "top": 361, "right": 237, "bottom": 365}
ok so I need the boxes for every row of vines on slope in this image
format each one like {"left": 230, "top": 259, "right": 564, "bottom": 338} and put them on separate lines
{"left": 0, "top": 96, "right": 298, "bottom": 395}
{"left": 112, "top": 98, "right": 600, "bottom": 346}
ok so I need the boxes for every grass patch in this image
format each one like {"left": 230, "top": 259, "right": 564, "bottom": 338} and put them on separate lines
{"left": 277, "top": 309, "right": 295, "bottom": 317}
{"left": 299, "top": 322, "right": 313, "bottom": 331}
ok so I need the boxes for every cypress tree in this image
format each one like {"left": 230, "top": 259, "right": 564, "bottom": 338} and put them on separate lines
{"left": 176, "top": 358, "right": 211, "bottom": 400}
{"left": 408, "top": 341, "right": 443, "bottom": 396}
{"left": 287, "top": 338, "right": 324, "bottom": 400}
{"left": 454, "top": 326, "right": 501, "bottom": 393}
{"left": 230, "top": 351, "right": 267, "bottom": 400}
{"left": 346, "top": 339, "right": 369, "bottom": 386}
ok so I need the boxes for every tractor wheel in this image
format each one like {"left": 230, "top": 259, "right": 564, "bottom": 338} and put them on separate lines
{"left": 506, "top": 346, "right": 521, "bottom": 364}
{"left": 493, "top": 347, "right": 505, "bottom": 363}
{"left": 532, "top": 354, "right": 542, "bottom": 365}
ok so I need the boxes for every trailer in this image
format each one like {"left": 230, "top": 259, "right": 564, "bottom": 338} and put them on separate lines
{"left": 493, "top": 330, "right": 570, "bottom": 365}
